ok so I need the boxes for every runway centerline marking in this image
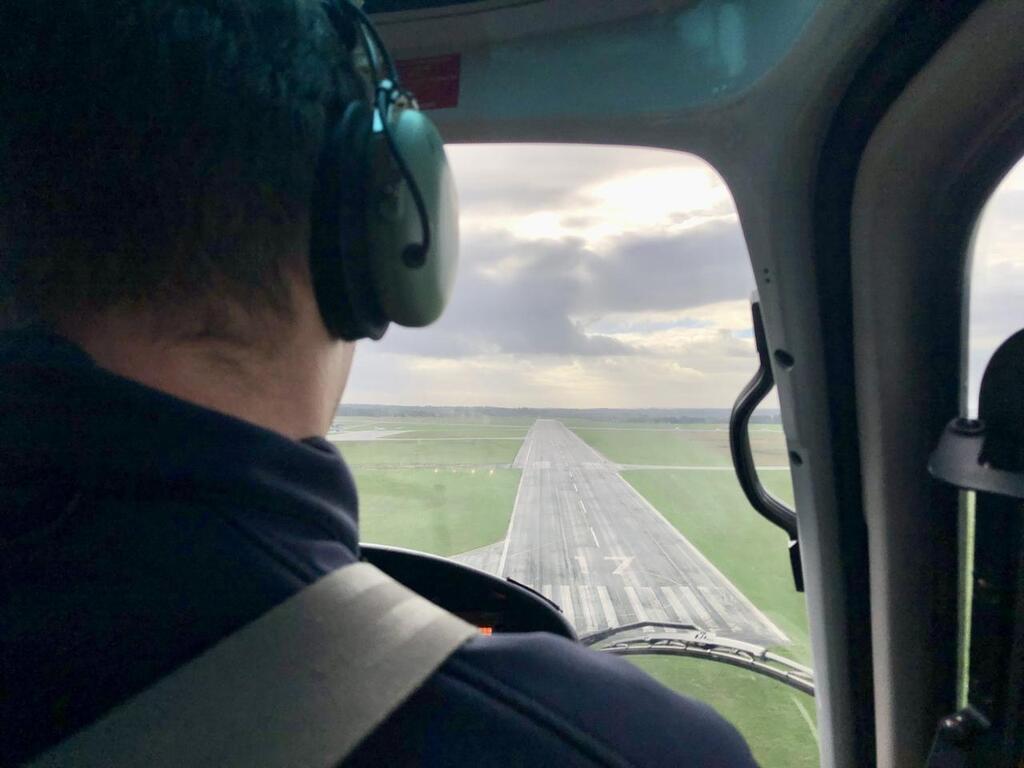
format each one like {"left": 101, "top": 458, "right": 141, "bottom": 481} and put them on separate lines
{"left": 590, "top": 527, "right": 600, "bottom": 547}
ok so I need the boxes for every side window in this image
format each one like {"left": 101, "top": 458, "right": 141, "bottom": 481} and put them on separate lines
{"left": 335, "top": 144, "right": 816, "bottom": 767}
{"left": 969, "top": 156, "right": 1024, "bottom": 413}
{"left": 958, "top": 155, "right": 1024, "bottom": 704}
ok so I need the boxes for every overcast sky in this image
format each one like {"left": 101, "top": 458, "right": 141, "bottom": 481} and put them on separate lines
{"left": 344, "top": 144, "right": 1024, "bottom": 410}
{"left": 969, "top": 157, "right": 1024, "bottom": 412}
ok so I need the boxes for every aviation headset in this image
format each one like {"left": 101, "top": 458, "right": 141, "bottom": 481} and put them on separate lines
{"left": 311, "top": 0, "right": 459, "bottom": 341}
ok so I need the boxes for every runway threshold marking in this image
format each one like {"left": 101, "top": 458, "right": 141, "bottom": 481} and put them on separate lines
{"left": 623, "top": 586, "right": 649, "bottom": 623}
{"left": 576, "top": 586, "right": 597, "bottom": 633}
{"left": 679, "top": 586, "right": 718, "bottom": 632}
{"left": 638, "top": 586, "right": 670, "bottom": 623}
{"left": 660, "top": 586, "right": 693, "bottom": 625}
{"left": 596, "top": 586, "right": 619, "bottom": 628}
{"left": 700, "top": 586, "right": 744, "bottom": 633}
{"left": 559, "top": 585, "right": 576, "bottom": 626}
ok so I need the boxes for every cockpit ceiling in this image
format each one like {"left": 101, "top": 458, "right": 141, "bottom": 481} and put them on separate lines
{"left": 369, "top": 1, "right": 713, "bottom": 49}
{"left": 372, "top": 0, "right": 822, "bottom": 147}
{"left": 365, "top": 0, "right": 530, "bottom": 13}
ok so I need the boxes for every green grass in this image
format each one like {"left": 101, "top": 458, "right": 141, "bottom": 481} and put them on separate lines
{"left": 357, "top": 467, "right": 520, "bottom": 556}
{"left": 572, "top": 426, "right": 788, "bottom": 467}
{"left": 334, "top": 437, "right": 522, "bottom": 466}
{"left": 622, "top": 469, "right": 810, "bottom": 663}
{"left": 336, "top": 415, "right": 535, "bottom": 429}
{"left": 380, "top": 426, "right": 529, "bottom": 439}
{"left": 630, "top": 657, "right": 818, "bottom": 768}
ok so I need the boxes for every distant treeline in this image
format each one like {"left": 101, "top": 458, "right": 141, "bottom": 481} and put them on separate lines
{"left": 339, "top": 404, "right": 782, "bottom": 424}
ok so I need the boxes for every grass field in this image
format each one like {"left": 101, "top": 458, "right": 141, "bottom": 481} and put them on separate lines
{"left": 335, "top": 416, "right": 535, "bottom": 433}
{"left": 334, "top": 437, "right": 521, "bottom": 466}
{"left": 572, "top": 426, "right": 788, "bottom": 467}
{"left": 630, "top": 656, "right": 818, "bottom": 768}
{"left": 358, "top": 467, "right": 520, "bottom": 556}
{"left": 377, "top": 426, "right": 530, "bottom": 439}
{"left": 337, "top": 424, "right": 525, "bottom": 556}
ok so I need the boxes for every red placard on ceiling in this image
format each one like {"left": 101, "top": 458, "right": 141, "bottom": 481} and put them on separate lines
{"left": 396, "top": 53, "right": 461, "bottom": 110}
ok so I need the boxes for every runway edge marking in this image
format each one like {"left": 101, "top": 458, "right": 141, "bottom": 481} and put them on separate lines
{"left": 497, "top": 421, "right": 536, "bottom": 576}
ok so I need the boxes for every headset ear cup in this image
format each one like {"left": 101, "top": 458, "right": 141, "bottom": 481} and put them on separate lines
{"left": 365, "top": 108, "right": 459, "bottom": 327}
{"left": 309, "top": 101, "right": 390, "bottom": 341}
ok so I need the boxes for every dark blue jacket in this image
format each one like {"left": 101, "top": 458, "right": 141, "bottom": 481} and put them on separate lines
{"left": 0, "top": 331, "right": 758, "bottom": 766}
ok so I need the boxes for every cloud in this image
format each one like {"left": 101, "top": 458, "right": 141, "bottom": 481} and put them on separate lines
{"left": 969, "top": 173, "right": 1024, "bottom": 410}
{"left": 452, "top": 144, "right": 735, "bottom": 248}
{"left": 449, "top": 144, "right": 699, "bottom": 219}
{"left": 345, "top": 145, "right": 1024, "bottom": 410}
{"left": 346, "top": 346, "right": 760, "bottom": 409}
{"left": 372, "top": 217, "right": 753, "bottom": 362}
{"left": 577, "top": 222, "right": 752, "bottom": 314}
{"left": 345, "top": 144, "right": 764, "bottom": 408}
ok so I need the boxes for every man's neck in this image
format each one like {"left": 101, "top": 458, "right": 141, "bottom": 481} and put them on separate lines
{"left": 59, "top": 303, "right": 354, "bottom": 441}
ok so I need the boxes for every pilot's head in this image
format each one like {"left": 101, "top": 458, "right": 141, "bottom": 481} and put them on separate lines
{"left": 1, "top": 1, "right": 458, "bottom": 436}
{"left": 0, "top": 1, "right": 364, "bottom": 346}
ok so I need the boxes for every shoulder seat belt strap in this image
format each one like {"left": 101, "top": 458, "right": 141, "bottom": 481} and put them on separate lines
{"left": 29, "top": 563, "right": 477, "bottom": 768}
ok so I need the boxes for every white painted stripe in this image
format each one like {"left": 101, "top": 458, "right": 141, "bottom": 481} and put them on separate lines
{"left": 637, "top": 587, "right": 669, "bottom": 623}
{"left": 596, "top": 586, "right": 619, "bottom": 629}
{"left": 660, "top": 586, "right": 692, "bottom": 625}
{"left": 623, "top": 586, "right": 649, "bottom": 624}
{"left": 559, "top": 585, "right": 576, "bottom": 627}
{"left": 574, "top": 551, "right": 589, "bottom": 577}
{"left": 576, "top": 586, "right": 597, "bottom": 634}
{"left": 590, "top": 527, "right": 600, "bottom": 547}
{"left": 792, "top": 696, "right": 819, "bottom": 743}
{"left": 700, "top": 586, "right": 743, "bottom": 632}
{"left": 679, "top": 586, "right": 718, "bottom": 631}
{"left": 496, "top": 427, "right": 532, "bottom": 576}
{"left": 541, "top": 584, "right": 553, "bottom": 601}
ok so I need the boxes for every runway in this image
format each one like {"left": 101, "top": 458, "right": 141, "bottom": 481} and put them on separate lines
{"left": 456, "top": 419, "right": 788, "bottom": 647}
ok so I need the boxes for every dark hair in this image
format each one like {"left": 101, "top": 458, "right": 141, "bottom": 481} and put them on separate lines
{"left": 0, "top": 0, "right": 362, "bottom": 329}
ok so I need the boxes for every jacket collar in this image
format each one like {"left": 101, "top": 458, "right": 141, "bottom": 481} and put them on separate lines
{"left": 0, "top": 328, "right": 359, "bottom": 554}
